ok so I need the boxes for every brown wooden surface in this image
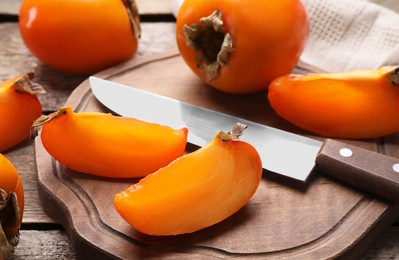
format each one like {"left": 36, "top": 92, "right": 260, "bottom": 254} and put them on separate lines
{"left": 0, "top": 0, "right": 174, "bottom": 16}
{"left": 36, "top": 50, "right": 399, "bottom": 259}
{"left": 0, "top": 1, "right": 399, "bottom": 259}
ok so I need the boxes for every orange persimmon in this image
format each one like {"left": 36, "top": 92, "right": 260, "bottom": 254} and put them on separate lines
{"left": 114, "top": 123, "right": 262, "bottom": 236}
{"left": 0, "top": 153, "right": 24, "bottom": 258}
{"left": 19, "top": 0, "right": 140, "bottom": 75}
{"left": 35, "top": 106, "right": 188, "bottom": 178}
{"left": 268, "top": 66, "right": 399, "bottom": 139}
{"left": 0, "top": 73, "right": 43, "bottom": 152}
{"left": 176, "top": 0, "right": 308, "bottom": 93}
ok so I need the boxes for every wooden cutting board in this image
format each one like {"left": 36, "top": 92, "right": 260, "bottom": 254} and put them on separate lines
{"left": 34, "top": 50, "right": 399, "bottom": 259}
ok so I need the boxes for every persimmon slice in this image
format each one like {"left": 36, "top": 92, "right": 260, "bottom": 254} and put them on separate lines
{"left": 114, "top": 123, "right": 262, "bottom": 235}
{"left": 268, "top": 66, "right": 399, "bottom": 139}
{"left": 35, "top": 106, "right": 188, "bottom": 178}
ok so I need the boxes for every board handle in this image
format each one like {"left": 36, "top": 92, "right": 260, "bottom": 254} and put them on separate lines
{"left": 315, "top": 139, "right": 399, "bottom": 202}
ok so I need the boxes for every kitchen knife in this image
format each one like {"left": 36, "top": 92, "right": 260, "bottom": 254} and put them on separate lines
{"left": 89, "top": 76, "right": 399, "bottom": 202}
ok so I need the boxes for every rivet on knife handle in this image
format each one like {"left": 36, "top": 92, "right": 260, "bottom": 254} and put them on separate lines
{"left": 315, "top": 139, "right": 399, "bottom": 202}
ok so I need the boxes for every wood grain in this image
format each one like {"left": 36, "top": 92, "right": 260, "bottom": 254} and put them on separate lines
{"left": 2, "top": 0, "right": 399, "bottom": 16}
{"left": 363, "top": 227, "right": 399, "bottom": 259}
{"left": 8, "top": 230, "right": 77, "bottom": 259}
{"left": 316, "top": 139, "right": 399, "bottom": 202}
{"left": 33, "top": 51, "right": 399, "bottom": 259}
{"left": 1, "top": 5, "right": 398, "bottom": 259}
{"left": 0, "top": 22, "right": 177, "bottom": 112}
{"left": 5, "top": 228, "right": 399, "bottom": 260}
{"left": 0, "top": 21, "right": 177, "bottom": 238}
{"left": 0, "top": 0, "right": 174, "bottom": 16}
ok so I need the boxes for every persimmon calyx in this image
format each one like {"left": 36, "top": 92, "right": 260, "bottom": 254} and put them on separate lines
{"left": 32, "top": 106, "right": 69, "bottom": 128}
{"left": 0, "top": 189, "right": 21, "bottom": 258}
{"left": 219, "top": 123, "right": 248, "bottom": 141}
{"left": 13, "top": 72, "right": 46, "bottom": 95}
{"left": 389, "top": 66, "right": 399, "bottom": 86}
{"left": 183, "top": 10, "right": 234, "bottom": 82}
{"left": 122, "top": 0, "right": 141, "bottom": 39}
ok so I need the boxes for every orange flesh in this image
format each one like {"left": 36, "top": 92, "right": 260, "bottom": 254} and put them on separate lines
{"left": 114, "top": 132, "right": 262, "bottom": 235}
{"left": 40, "top": 107, "right": 188, "bottom": 178}
{"left": 268, "top": 66, "right": 399, "bottom": 139}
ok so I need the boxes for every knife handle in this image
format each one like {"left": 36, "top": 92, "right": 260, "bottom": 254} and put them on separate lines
{"left": 315, "top": 139, "right": 399, "bottom": 202}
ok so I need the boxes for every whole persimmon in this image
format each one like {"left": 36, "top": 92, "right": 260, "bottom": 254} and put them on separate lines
{"left": 176, "top": 0, "right": 308, "bottom": 93}
{"left": 18, "top": 0, "right": 140, "bottom": 75}
{"left": 0, "top": 153, "right": 24, "bottom": 258}
{"left": 0, "top": 72, "right": 43, "bottom": 152}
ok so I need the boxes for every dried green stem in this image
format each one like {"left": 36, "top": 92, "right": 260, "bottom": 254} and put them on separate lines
{"left": 32, "top": 106, "right": 69, "bottom": 129}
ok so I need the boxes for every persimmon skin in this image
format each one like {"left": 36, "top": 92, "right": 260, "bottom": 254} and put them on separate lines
{"left": 19, "top": 0, "right": 139, "bottom": 75}
{"left": 268, "top": 66, "right": 399, "bottom": 139}
{"left": 0, "top": 73, "right": 42, "bottom": 152}
{"left": 114, "top": 129, "right": 262, "bottom": 236}
{"left": 176, "top": 0, "right": 308, "bottom": 93}
{"left": 0, "top": 153, "right": 24, "bottom": 246}
{"left": 39, "top": 107, "right": 188, "bottom": 178}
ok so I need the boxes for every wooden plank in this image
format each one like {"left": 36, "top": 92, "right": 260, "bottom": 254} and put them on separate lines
{"left": 0, "top": 4, "right": 398, "bottom": 258}
{"left": 362, "top": 226, "right": 399, "bottom": 259}
{"left": 32, "top": 49, "right": 399, "bottom": 259}
{"left": 0, "top": 0, "right": 173, "bottom": 16}
{"left": 8, "top": 230, "right": 77, "bottom": 259}
{"left": 2, "top": 0, "right": 398, "bottom": 17}
{"left": 0, "top": 22, "right": 177, "bottom": 112}
{"left": 0, "top": 22, "right": 86, "bottom": 112}
{"left": 0, "top": 21, "right": 177, "bottom": 224}
{"left": 0, "top": 0, "right": 21, "bottom": 15}
{"left": 6, "top": 226, "right": 399, "bottom": 259}
{"left": 4, "top": 140, "right": 55, "bottom": 224}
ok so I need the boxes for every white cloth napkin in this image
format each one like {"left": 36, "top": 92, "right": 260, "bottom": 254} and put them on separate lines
{"left": 300, "top": 0, "right": 399, "bottom": 72}
{"left": 171, "top": 0, "right": 399, "bottom": 72}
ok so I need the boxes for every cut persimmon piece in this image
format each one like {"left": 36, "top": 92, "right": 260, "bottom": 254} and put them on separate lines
{"left": 35, "top": 106, "right": 188, "bottom": 178}
{"left": 268, "top": 66, "right": 399, "bottom": 139}
{"left": 114, "top": 123, "right": 262, "bottom": 235}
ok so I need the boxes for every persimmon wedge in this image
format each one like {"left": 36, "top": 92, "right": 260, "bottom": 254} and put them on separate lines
{"left": 35, "top": 106, "right": 188, "bottom": 178}
{"left": 114, "top": 123, "right": 262, "bottom": 236}
{"left": 0, "top": 72, "right": 43, "bottom": 152}
{"left": 268, "top": 66, "right": 399, "bottom": 139}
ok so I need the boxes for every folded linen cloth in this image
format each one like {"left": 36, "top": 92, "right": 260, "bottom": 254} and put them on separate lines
{"left": 300, "top": 0, "right": 399, "bottom": 72}
{"left": 171, "top": 0, "right": 399, "bottom": 72}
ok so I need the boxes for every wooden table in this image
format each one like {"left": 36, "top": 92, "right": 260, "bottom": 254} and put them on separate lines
{"left": 1, "top": 1, "right": 398, "bottom": 259}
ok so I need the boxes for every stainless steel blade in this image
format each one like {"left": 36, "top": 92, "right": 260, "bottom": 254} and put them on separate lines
{"left": 89, "top": 76, "right": 322, "bottom": 181}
